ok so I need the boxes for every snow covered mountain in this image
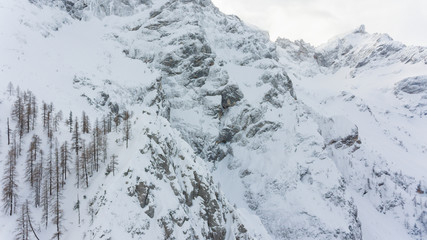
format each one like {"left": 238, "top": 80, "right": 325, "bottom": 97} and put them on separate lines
{"left": 0, "top": 0, "right": 426, "bottom": 239}
{"left": 276, "top": 25, "right": 427, "bottom": 239}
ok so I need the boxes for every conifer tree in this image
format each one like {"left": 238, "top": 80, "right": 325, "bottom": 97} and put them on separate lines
{"left": 41, "top": 177, "right": 49, "bottom": 229}
{"left": 33, "top": 153, "right": 43, "bottom": 208}
{"left": 80, "top": 141, "right": 89, "bottom": 188}
{"left": 12, "top": 92, "right": 25, "bottom": 155}
{"left": 51, "top": 143, "right": 64, "bottom": 240}
{"left": 15, "top": 200, "right": 39, "bottom": 240}
{"left": 110, "top": 154, "right": 118, "bottom": 176}
{"left": 81, "top": 111, "right": 90, "bottom": 134}
{"left": 46, "top": 103, "right": 54, "bottom": 141}
{"left": 101, "top": 134, "right": 108, "bottom": 164}
{"left": 25, "top": 135, "right": 41, "bottom": 187}
{"left": 30, "top": 93, "right": 37, "bottom": 131}
{"left": 24, "top": 91, "right": 30, "bottom": 133}
{"left": 26, "top": 135, "right": 41, "bottom": 188}
{"left": 74, "top": 194, "right": 80, "bottom": 226}
{"left": 66, "top": 111, "right": 73, "bottom": 133}
{"left": 93, "top": 119, "right": 102, "bottom": 172}
{"left": 7, "top": 82, "right": 14, "bottom": 96}
{"left": 42, "top": 102, "right": 48, "bottom": 129}
{"left": 123, "top": 111, "right": 131, "bottom": 149}
{"left": 47, "top": 146, "right": 53, "bottom": 196}
{"left": 113, "top": 114, "right": 120, "bottom": 132}
{"left": 71, "top": 117, "right": 81, "bottom": 157}
{"left": 107, "top": 113, "right": 112, "bottom": 133}
{"left": 74, "top": 154, "right": 80, "bottom": 189}
{"left": 24, "top": 91, "right": 37, "bottom": 133}
{"left": 2, "top": 145, "right": 18, "bottom": 216}
{"left": 7, "top": 117, "right": 11, "bottom": 145}
{"left": 15, "top": 202, "right": 29, "bottom": 240}
{"left": 53, "top": 111, "right": 62, "bottom": 132}
{"left": 12, "top": 92, "right": 25, "bottom": 137}
{"left": 102, "top": 117, "right": 107, "bottom": 136}
{"left": 60, "top": 141, "right": 71, "bottom": 185}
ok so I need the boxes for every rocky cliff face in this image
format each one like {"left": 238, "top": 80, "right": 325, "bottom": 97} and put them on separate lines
{"left": 0, "top": 0, "right": 426, "bottom": 239}
{"left": 276, "top": 25, "right": 427, "bottom": 77}
{"left": 86, "top": 113, "right": 256, "bottom": 239}
{"left": 276, "top": 25, "right": 427, "bottom": 240}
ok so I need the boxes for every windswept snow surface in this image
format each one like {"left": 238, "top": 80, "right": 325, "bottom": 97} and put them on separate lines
{"left": 0, "top": 0, "right": 426, "bottom": 239}
{"left": 277, "top": 27, "right": 427, "bottom": 240}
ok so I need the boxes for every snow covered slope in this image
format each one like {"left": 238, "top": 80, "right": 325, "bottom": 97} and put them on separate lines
{"left": 0, "top": 0, "right": 265, "bottom": 239}
{"left": 0, "top": 0, "right": 426, "bottom": 239}
{"left": 277, "top": 26, "right": 427, "bottom": 239}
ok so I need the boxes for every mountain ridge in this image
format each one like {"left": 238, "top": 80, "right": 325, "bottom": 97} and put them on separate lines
{"left": 0, "top": 0, "right": 426, "bottom": 239}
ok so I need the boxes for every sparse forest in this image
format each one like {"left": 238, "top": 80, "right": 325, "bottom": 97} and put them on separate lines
{"left": 0, "top": 83, "right": 130, "bottom": 239}
{"left": 2, "top": 0, "right": 427, "bottom": 239}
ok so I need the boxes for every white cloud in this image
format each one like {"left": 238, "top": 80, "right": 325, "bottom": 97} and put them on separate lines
{"left": 212, "top": 0, "right": 427, "bottom": 46}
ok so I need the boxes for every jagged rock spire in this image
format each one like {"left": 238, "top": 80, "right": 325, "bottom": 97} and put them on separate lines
{"left": 353, "top": 24, "right": 366, "bottom": 34}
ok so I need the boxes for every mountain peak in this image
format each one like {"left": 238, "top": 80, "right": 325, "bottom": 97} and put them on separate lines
{"left": 1, "top": 0, "right": 427, "bottom": 239}
{"left": 353, "top": 24, "right": 366, "bottom": 34}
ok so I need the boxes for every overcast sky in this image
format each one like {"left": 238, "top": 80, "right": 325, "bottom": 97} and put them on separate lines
{"left": 211, "top": 0, "right": 427, "bottom": 47}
